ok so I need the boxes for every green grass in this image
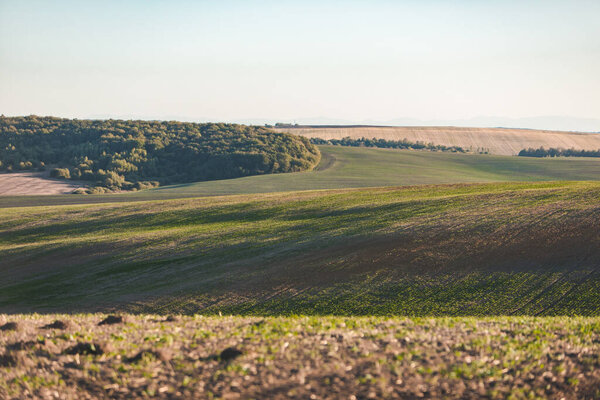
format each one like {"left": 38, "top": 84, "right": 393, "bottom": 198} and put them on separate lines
{"left": 150, "top": 145, "right": 600, "bottom": 195}
{"left": 1, "top": 181, "right": 599, "bottom": 315}
{"left": 3, "top": 145, "right": 600, "bottom": 208}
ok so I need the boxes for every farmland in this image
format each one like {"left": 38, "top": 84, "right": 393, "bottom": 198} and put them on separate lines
{"left": 5, "top": 0, "right": 599, "bottom": 397}
{"left": 277, "top": 125, "right": 600, "bottom": 156}
{"left": 1, "top": 181, "right": 599, "bottom": 315}
{"left": 0, "top": 314, "right": 599, "bottom": 399}
{"left": 0, "top": 172, "right": 85, "bottom": 195}
{"left": 2, "top": 145, "right": 600, "bottom": 208}
{"left": 3, "top": 125, "right": 600, "bottom": 400}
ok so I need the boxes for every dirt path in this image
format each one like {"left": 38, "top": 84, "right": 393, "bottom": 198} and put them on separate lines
{"left": 0, "top": 172, "right": 85, "bottom": 195}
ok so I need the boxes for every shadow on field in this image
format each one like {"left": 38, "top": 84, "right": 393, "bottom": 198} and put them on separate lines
{"left": 1, "top": 184, "right": 600, "bottom": 316}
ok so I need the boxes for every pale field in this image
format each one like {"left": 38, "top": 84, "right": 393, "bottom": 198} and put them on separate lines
{"left": 277, "top": 126, "right": 600, "bottom": 155}
{"left": 0, "top": 172, "right": 85, "bottom": 195}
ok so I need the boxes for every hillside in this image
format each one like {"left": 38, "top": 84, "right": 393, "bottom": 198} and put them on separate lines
{"left": 276, "top": 125, "right": 600, "bottom": 155}
{"left": 3, "top": 145, "right": 600, "bottom": 208}
{"left": 1, "top": 314, "right": 598, "bottom": 399}
{"left": 0, "top": 116, "right": 320, "bottom": 191}
{"left": 1, "top": 181, "right": 599, "bottom": 315}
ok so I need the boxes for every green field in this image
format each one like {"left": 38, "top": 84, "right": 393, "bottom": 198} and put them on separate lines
{"left": 152, "top": 145, "right": 600, "bottom": 194}
{"left": 2, "top": 134, "right": 600, "bottom": 400}
{"left": 2, "top": 145, "right": 600, "bottom": 208}
{"left": 2, "top": 180, "right": 599, "bottom": 315}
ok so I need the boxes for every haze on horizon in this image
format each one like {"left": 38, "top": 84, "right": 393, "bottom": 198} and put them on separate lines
{"left": 1, "top": 0, "right": 599, "bottom": 131}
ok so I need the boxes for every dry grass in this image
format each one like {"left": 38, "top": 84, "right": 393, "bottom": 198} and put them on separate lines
{"left": 277, "top": 126, "right": 600, "bottom": 155}
{"left": 0, "top": 172, "right": 85, "bottom": 195}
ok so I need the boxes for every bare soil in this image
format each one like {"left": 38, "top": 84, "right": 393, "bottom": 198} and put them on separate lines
{"left": 0, "top": 314, "right": 598, "bottom": 399}
{"left": 0, "top": 172, "right": 86, "bottom": 195}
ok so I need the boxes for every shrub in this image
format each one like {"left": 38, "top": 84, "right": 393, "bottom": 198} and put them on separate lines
{"left": 71, "top": 188, "right": 89, "bottom": 195}
{"left": 50, "top": 168, "right": 70, "bottom": 179}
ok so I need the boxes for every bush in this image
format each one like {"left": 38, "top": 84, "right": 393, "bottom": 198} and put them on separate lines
{"left": 50, "top": 168, "right": 70, "bottom": 179}
{"left": 71, "top": 188, "right": 89, "bottom": 195}
{"left": 132, "top": 181, "right": 160, "bottom": 190}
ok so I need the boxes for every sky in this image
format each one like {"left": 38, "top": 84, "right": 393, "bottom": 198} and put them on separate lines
{"left": 1, "top": 0, "right": 599, "bottom": 130}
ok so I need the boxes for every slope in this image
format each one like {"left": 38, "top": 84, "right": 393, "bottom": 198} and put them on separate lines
{"left": 1, "top": 181, "right": 599, "bottom": 315}
{"left": 3, "top": 145, "right": 600, "bottom": 208}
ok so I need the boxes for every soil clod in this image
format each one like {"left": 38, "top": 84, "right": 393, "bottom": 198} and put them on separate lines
{"left": 98, "top": 315, "right": 124, "bottom": 326}
{"left": 219, "top": 347, "right": 243, "bottom": 361}
{"left": 127, "top": 349, "right": 172, "bottom": 364}
{"left": 0, "top": 322, "right": 19, "bottom": 331}
{"left": 7, "top": 341, "right": 39, "bottom": 351}
{"left": 65, "top": 343, "right": 104, "bottom": 356}
{"left": 0, "top": 353, "right": 17, "bottom": 367}
{"left": 42, "top": 320, "right": 70, "bottom": 330}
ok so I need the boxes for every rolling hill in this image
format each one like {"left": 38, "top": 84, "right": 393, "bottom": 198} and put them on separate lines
{"left": 0, "top": 116, "right": 320, "bottom": 192}
{"left": 3, "top": 129, "right": 600, "bottom": 399}
{"left": 276, "top": 125, "right": 600, "bottom": 155}
{"left": 2, "top": 145, "right": 600, "bottom": 208}
{"left": 2, "top": 181, "right": 599, "bottom": 315}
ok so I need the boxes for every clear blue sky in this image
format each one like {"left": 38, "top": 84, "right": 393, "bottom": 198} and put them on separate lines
{"left": 1, "top": 0, "right": 599, "bottom": 128}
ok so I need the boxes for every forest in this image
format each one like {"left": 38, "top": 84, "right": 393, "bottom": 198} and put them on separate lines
{"left": 0, "top": 116, "right": 320, "bottom": 192}
{"left": 518, "top": 146, "right": 600, "bottom": 158}
{"left": 309, "top": 136, "right": 470, "bottom": 153}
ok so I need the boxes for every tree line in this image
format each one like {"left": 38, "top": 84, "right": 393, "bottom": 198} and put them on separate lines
{"left": 518, "top": 147, "right": 600, "bottom": 158}
{"left": 309, "top": 136, "right": 470, "bottom": 153}
{"left": 0, "top": 116, "right": 320, "bottom": 192}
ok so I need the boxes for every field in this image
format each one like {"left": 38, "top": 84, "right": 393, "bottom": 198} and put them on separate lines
{"left": 277, "top": 126, "right": 600, "bottom": 156}
{"left": 3, "top": 144, "right": 600, "bottom": 399}
{"left": 0, "top": 172, "right": 85, "bottom": 195}
{"left": 2, "top": 145, "right": 600, "bottom": 208}
{"left": 1, "top": 314, "right": 599, "bottom": 399}
{"left": 2, "top": 181, "right": 599, "bottom": 315}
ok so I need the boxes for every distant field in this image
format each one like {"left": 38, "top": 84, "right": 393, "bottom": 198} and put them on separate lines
{"left": 3, "top": 146, "right": 600, "bottom": 208}
{"left": 2, "top": 181, "right": 599, "bottom": 315}
{"left": 0, "top": 172, "right": 85, "bottom": 195}
{"left": 277, "top": 126, "right": 600, "bottom": 155}
{"left": 1, "top": 314, "right": 598, "bottom": 399}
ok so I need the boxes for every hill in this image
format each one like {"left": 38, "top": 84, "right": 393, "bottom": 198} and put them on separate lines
{"left": 275, "top": 125, "right": 600, "bottom": 155}
{"left": 3, "top": 145, "right": 600, "bottom": 208}
{"left": 0, "top": 116, "right": 320, "bottom": 192}
{"left": 1, "top": 181, "right": 599, "bottom": 315}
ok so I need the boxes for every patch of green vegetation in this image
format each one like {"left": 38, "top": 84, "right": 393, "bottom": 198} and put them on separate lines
{"left": 0, "top": 115, "right": 320, "bottom": 191}
{"left": 520, "top": 146, "right": 600, "bottom": 158}
{"left": 310, "top": 136, "right": 471, "bottom": 153}
{"left": 2, "top": 145, "right": 600, "bottom": 208}
{"left": 1, "top": 181, "right": 599, "bottom": 315}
